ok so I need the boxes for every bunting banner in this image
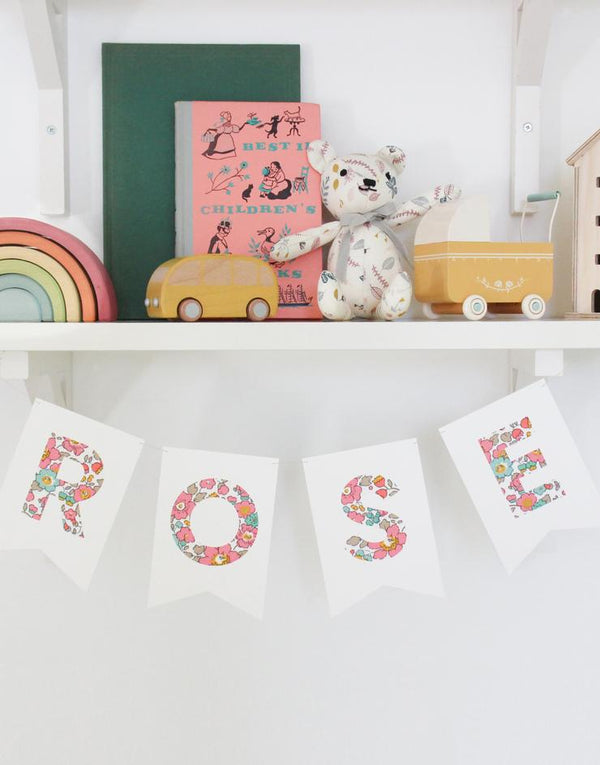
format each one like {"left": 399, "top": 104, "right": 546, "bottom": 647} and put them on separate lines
{"left": 303, "top": 440, "right": 444, "bottom": 615}
{"left": 440, "top": 380, "right": 600, "bottom": 572}
{"left": 148, "top": 447, "right": 279, "bottom": 618}
{"left": 0, "top": 399, "right": 143, "bottom": 589}
{"left": 0, "top": 382, "right": 599, "bottom": 613}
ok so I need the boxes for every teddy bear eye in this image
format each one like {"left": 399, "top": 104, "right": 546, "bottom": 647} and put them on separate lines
{"left": 340, "top": 169, "right": 348, "bottom": 177}
{"left": 385, "top": 172, "right": 391, "bottom": 180}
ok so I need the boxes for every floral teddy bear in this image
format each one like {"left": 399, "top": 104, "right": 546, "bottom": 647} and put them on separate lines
{"left": 269, "top": 140, "right": 460, "bottom": 320}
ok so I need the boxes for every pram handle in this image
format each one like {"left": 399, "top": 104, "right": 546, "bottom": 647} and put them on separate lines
{"left": 520, "top": 190, "right": 561, "bottom": 243}
{"left": 527, "top": 191, "right": 560, "bottom": 203}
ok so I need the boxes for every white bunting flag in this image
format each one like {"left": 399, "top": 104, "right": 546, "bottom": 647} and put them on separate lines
{"left": 303, "top": 440, "right": 444, "bottom": 615}
{"left": 440, "top": 380, "right": 600, "bottom": 572}
{"left": 148, "top": 447, "right": 279, "bottom": 618}
{"left": 0, "top": 399, "right": 144, "bottom": 589}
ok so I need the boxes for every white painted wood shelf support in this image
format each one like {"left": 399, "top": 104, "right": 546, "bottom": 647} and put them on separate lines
{"left": 0, "top": 350, "right": 71, "bottom": 407}
{"left": 510, "top": 348, "right": 564, "bottom": 391}
{"left": 511, "top": 0, "right": 555, "bottom": 214}
{"left": 19, "top": 0, "right": 67, "bottom": 215}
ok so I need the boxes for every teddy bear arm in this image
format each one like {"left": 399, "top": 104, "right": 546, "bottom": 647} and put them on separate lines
{"left": 388, "top": 184, "right": 461, "bottom": 228}
{"left": 269, "top": 222, "right": 341, "bottom": 263}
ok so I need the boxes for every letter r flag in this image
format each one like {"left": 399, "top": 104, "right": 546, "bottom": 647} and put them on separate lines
{"left": 0, "top": 399, "right": 143, "bottom": 589}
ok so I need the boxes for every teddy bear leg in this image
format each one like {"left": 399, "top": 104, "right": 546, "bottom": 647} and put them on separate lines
{"left": 375, "top": 271, "right": 412, "bottom": 320}
{"left": 317, "top": 271, "right": 353, "bottom": 321}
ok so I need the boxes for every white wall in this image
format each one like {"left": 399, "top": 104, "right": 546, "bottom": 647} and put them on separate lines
{"left": 2, "top": 1, "right": 600, "bottom": 763}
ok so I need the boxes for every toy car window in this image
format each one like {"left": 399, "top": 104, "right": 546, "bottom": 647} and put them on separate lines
{"left": 149, "top": 264, "right": 170, "bottom": 283}
{"left": 203, "top": 260, "right": 231, "bottom": 285}
{"left": 233, "top": 259, "right": 256, "bottom": 285}
{"left": 260, "top": 266, "right": 274, "bottom": 287}
{"left": 172, "top": 260, "right": 202, "bottom": 285}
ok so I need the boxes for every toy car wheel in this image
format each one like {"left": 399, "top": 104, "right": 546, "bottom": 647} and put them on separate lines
{"left": 521, "top": 294, "right": 546, "bottom": 320}
{"left": 462, "top": 294, "right": 487, "bottom": 321}
{"left": 247, "top": 298, "right": 271, "bottom": 321}
{"left": 177, "top": 298, "right": 203, "bottom": 322}
{"left": 421, "top": 303, "right": 439, "bottom": 320}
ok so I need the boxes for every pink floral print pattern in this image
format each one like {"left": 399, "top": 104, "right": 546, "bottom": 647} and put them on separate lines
{"left": 479, "top": 416, "right": 565, "bottom": 518}
{"left": 341, "top": 474, "right": 407, "bottom": 562}
{"left": 170, "top": 478, "right": 258, "bottom": 565}
{"left": 23, "top": 433, "right": 104, "bottom": 538}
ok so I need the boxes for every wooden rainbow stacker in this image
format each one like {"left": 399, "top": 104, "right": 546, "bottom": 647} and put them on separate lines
{"left": 414, "top": 193, "right": 560, "bottom": 320}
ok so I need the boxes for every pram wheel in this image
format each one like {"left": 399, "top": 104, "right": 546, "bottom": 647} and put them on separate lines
{"left": 421, "top": 303, "right": 439, "bottom": 320}
{"left": 462, "top": 294, "right": 487, "bottom": 321}
{"left": 521, "top": 294, "right": 546, "bottom": 320}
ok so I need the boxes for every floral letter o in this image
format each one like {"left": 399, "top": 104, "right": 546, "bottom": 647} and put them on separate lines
{"left": 170, "top": 478, "right": 258, "bottom": 565}
{"left": 341, "top": 474, "right": 407, "bottom": 562}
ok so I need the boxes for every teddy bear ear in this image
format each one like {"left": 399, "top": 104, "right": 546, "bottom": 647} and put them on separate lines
{"left": 377, "top": 145, "right": 406, "bottom": 174}
{"left": 307, "top": 140, "right": 337, "bottom": 174}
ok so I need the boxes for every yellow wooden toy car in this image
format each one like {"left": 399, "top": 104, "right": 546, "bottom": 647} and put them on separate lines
{"left": 145, "top": 254, "right": 279, "bottom": 321}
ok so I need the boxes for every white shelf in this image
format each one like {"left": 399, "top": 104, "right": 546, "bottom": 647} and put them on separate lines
{"left": 0, "top": 320, "right": 597, "bottom": 352}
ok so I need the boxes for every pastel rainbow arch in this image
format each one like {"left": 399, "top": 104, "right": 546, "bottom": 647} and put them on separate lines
{"left": 0, "top": 218, "right": 117, "bottom": 321}
{"left": 0, "top": 274, "right": 54, "bottom": 321}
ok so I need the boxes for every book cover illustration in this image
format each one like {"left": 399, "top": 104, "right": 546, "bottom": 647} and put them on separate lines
{"left": 175, "top": 101, "right": 322, "bottom": 319}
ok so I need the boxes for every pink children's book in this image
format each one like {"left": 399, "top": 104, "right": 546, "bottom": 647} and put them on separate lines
{"left": 175, "top": 101, "right": 322, "bottom": 319}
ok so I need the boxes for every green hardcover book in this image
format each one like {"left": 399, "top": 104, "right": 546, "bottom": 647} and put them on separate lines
{"left": 102, "top": 43, "right": 301, "bottom": 320}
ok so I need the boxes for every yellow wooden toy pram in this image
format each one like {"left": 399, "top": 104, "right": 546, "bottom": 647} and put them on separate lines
{"left": 414, "top": 192, "right": 560, "bottom": 320}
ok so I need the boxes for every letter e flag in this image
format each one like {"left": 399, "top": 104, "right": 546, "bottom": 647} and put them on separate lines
{"left": 440, "top": 380, "right": 600, "bottom": 572}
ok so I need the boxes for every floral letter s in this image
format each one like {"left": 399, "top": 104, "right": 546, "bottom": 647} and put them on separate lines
{"left": 341, "top": 474, "right": 407, "bottom": 562}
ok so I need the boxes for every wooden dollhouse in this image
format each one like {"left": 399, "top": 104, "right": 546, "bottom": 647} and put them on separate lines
{"left": 566, "top": 129, "right": 600, "bottom": 316}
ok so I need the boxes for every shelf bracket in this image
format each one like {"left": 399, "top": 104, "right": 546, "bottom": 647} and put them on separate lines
{"left": 511, "top": 0, "right": 555, "bottom": 214}
{"left": 510, "top": 348, "right": 564, "bottom": 391}
{"left": 19, "top": 0, "right": 67, "bottom": 215}
{"left": 26, "top": 352, "right": 71, "bottom": 407}
{"left": 0, "top": 351, "right": 71, "bottom": 408}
